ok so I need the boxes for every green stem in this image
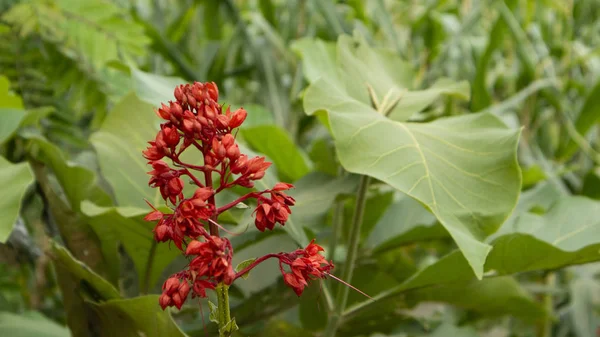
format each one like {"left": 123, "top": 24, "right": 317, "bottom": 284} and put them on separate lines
{"left": 141, "top": 240, "right": 157, "bottom": 295}
{"left": 216, "top": 283, "right": 232, "bottom": 337}
{"left": 540, "top": 272, "right": 556, "bottom": 337}
{"left": 324, "top": 175, "right": 370, "bottom": 337}
{"left": 327, "top": 170, "right": 346, "bottom": 262}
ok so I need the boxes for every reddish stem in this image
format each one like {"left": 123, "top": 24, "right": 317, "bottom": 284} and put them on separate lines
{"left": 205, "top": 170, "right": 219, "bottom": 236}
{"left": 233, "top": 253, "right": 281, "bottom": 281}
{"left": 179, "top": 168, "right": 205, "bottom": 188}
{"left": 215, "top": 192, "right": 261, "bottom": 214}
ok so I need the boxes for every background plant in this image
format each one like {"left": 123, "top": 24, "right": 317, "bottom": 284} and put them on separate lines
{"left": 1, "top": 0, "right": 600, "bottom": 336}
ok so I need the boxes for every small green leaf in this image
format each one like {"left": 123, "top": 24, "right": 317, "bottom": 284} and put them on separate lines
{"left": 0, "top": 156, "right": 33, "bottom": 243}
{"left": 208, "top": 300, "right": 219, "bottom": 324}
{"left": 235, "top": 258, "right": 256, "bottom": 280}
{"left": 220, "top": 318, "right": 239, "bottom": 335}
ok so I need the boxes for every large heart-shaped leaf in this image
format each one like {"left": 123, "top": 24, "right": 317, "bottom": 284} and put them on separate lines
{"left": 293, "top": 36, "right": 470, "bottom": 122}
{"left": 305, "top": 80, "right": 521, "bottom": 278}
{"left": 300, "top": 35, "right": 521, "bottom": 278}
{"left": 0, "top": 156, "right": 34, "bottom": 243}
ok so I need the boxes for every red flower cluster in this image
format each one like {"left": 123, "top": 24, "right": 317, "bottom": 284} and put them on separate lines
{"left": 254, "top": 183, "right": 295, "bottom": 231}
{"left": 143, "top": 81, "right": 333, "bottom": 311}
{"left": 278, "top": 240, "right": 334, "bottom": 296}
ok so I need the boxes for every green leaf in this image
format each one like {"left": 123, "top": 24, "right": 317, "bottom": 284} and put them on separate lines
{"left": 295, "top": 36, "right": 469, "bottom": 122}
{"left": 0, "top": 156, "right": 33, "bottom": 243}
{"left": 241, "top": 125, "right": 310, "bottom": 182}
{"left": 308, "top": 138, "right": 338, "bottom": 176}
{"left": 288, "top": 172, "right": 358, "bottom": 229}
{"left": 570, "top": 277, "right": 600, "bottom": 337}
{"left": 407, "top": 277, "right": 546, "bottom": 321}
{"left": 220, "top": 318, "right": 239, "bottom": 335}
{"left": 208, "top": 300, "right": 218, "bottom": 324}
{"left": 131, "top": 68, "right": 187, "bottom": 106}
{"left": 427, "top": 321, "right": 479, "bottom": 337}
{"left": 366, "top": 194, "right": 444, "bottom": 252}
{"left": 0, "top": 76, "right": 25, "bottom": 145}
{"left": 562, "top": 79, "right": 600, "bottom": 157}
{"left": 90, "top": 93, "right": 159, "bottom": 208}
{"left": 582, "top": 168, "right": 600, "bottom": 200}
{"left": 88, "top": 296, "right": 187, "bottom": 337}
{"left": 0, "top": 311, "right": 70, "bottom": 337}
{"left": 0, "top": 75, "right": 23, "bottom": 109}
{"left": 238, "top": 104, "right": 275, "bottom": 128}
{"left": 347, "top": 195, "right": 600, "bottom": 316}
{"left": 25, "top": 133, "right": 111, "bottom": 211}
{"left": 50, "top": 241, "right": 121, "bottom": 301}
{"left": 305, "top": 78, "right": 521, "bottom": 278}
{"left": 81, "top": 202, "right": 181, "bottom": 291}
{"left": 235, "top": 258, "right": 256, "bottom": 280}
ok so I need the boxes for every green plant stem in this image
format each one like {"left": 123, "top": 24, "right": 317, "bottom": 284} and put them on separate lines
{"left": 216, "top": 283, "right": 232, "bottom": 337}
{"left": 540, "top": 272, "right": 556, "bottom": 337}
{"left": 324, "top": 174, "right": 370, "bottom": 337}
{"left": 141, "top": 240, "right": 157, "bottom": 295}
{"left": 327, "top": 168, "right": 346, "bottom": 262}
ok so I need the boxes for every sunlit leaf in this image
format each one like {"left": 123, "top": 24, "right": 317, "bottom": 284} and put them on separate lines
{"left": 0, "top": 156, "right": 33, "bottom": 243}
{"left": 241, "top": 125, "right": 310, "bottom": 182}
{"left": 0, "top": 76, "right": 25, "bottom": 145}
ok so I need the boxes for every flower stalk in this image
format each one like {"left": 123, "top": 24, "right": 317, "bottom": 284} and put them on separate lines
{"left": 216, "top": 283, "right": 232, "bottom": 337}
{"left": 142, "top": 81, "right": 346, "bottom": 333}
{"left": 323, "top": 174, "right": 370, "bottom": 337}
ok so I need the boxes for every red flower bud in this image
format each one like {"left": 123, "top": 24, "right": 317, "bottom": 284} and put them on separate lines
{"left": 170, "top": 101, "right": 183, "bottom": 119}
{"left": 216, "top": 114, "right": 230, "bottom": 129}
{"left": 159, "top": 293, "right": 172, "bottom": 310}
{"left": 206, "top": 82, "right": 219, "bottom": 101}
{"left": 226, "top": 144, "right": 240, "bottom": 160}
{"left": 174, "top": 85, "right": 185, "bottom": 102}
{"left": 272, "top": 182, "right": 293, "bottom": 192}
{"left": 157, "top": 103, "right": 171, "bottom": 120}
{"left": 162, "top": 124, "right": 180, "bottom": 147}
{"left": 228, "top": 108, "right": 247, "bottom": 128}
{"left": 222, "top": 134, "right": 235, "bottom": 148}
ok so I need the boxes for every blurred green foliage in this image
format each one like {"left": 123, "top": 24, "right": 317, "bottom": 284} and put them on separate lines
{"left": 1, "top": 0, "right": 600, "bottom": 336}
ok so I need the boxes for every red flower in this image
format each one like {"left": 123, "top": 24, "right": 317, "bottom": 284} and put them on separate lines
{"left": 187, "top": 236, "right": 235, "bottom": 284}
{"left": 280, "top": 240, "right": 334, "bottom": 296}
{"left": 228, "top": 108, "right": 247, "bottom": 128}
{"left": 159, "top": 277, "right": 191, "bottom": 310}
{"left": 178, "top": 187, "right": 214, "bottom": 220}
{"left": 148, "top": 161, "right": 184, "bottom": 204}
{"left": 253, "top": 183, "right": 295, "bottom": 231}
